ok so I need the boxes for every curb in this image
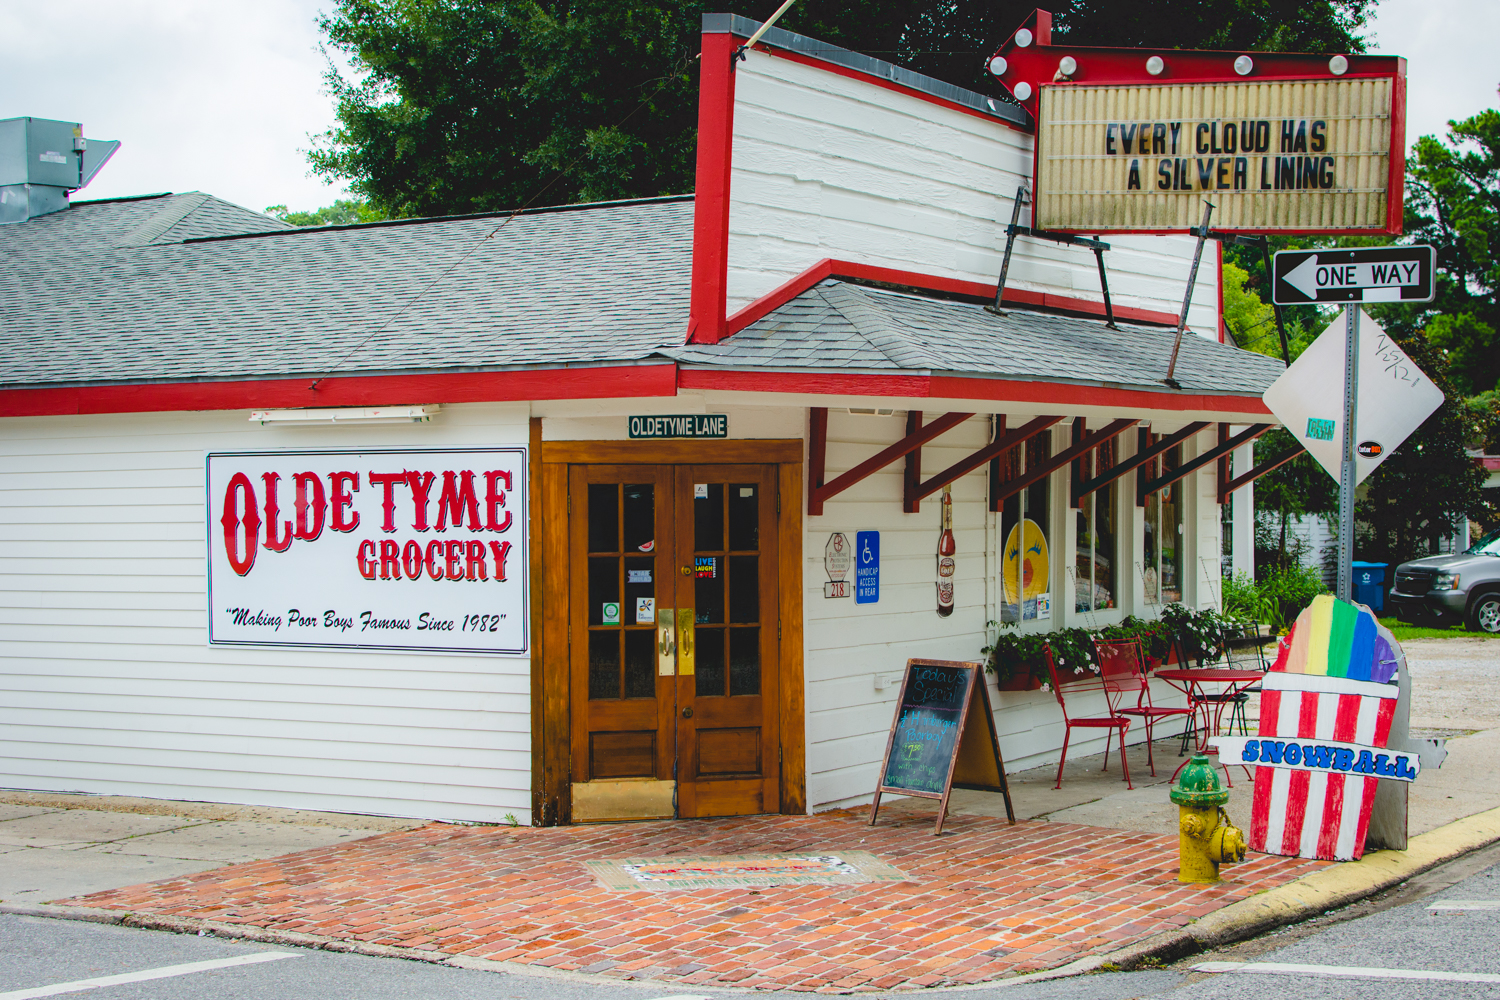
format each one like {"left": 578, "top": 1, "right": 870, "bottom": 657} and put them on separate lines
{"left": 1045, "top": 803, "right": 1500, "bottom": 979}
{"left": 5, "top": 806, "right": 1500, "bottom": 992}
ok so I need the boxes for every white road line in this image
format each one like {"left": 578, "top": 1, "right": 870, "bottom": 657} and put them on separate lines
{"left": 0, "top": 952, "right": 299, "bottom": 999}
{"left": 1428, "top": 899, "right": 1500, "bottom": 910}
{"left": 1194, "top": 960, "right": 1500, "bottom": 983}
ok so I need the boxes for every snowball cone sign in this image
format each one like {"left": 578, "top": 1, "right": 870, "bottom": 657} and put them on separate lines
{"left": 208, "top": 448, "right": 528, "bottom": 654}
{"left": 1262, "top": 311, "right": 1444, "bottom": 487}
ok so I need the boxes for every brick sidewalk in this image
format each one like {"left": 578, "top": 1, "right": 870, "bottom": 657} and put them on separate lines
{"left": 64, "top": 808, "right": 1325, "bottom": 991}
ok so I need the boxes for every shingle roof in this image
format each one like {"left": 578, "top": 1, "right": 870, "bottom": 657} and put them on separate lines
{"left": 0, "top": 192, "right": 291, "bottom": 255}
{"left": 0, "top": 196, "right": 694, "bottom": 388}
{"left": 665, "top": 280, "right": 1285, "bottom": 396}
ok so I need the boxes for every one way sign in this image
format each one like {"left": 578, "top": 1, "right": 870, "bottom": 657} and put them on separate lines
{"left": 1272, "top": 246, "right": 1435, "bottom": 305}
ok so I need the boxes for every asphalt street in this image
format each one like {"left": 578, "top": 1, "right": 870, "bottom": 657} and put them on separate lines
{"left": 6, "top": 850, "right": 1500, "bottom": 1000}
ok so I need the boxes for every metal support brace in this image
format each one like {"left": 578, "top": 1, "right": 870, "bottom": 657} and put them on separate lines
{"left": 1259, "top": 236, "right": 1292, "bottom": 365}
{"left": 1165, "top": 201, "right": 1214, "bottom": 386}
{"left": 989, "top": 185, "right": 1113, "bottom": 323}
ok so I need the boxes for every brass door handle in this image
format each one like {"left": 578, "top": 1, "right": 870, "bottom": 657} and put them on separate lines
{"left": 682, "top": 706, "right": 693, "bottom": 718}
{"left": 681, "top": 565, "right": 693, "bottom": 576}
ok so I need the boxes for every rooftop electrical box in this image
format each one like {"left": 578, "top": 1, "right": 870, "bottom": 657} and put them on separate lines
{"left": 0, "top": 116, "right": 121, "bottom": 224}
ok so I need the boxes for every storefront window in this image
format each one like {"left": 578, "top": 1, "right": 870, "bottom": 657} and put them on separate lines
{"left": 1075, "top": 437, "right": 1116, "bottom": 612}
{"left": 998, "top": 432, "right": 1052, "bottom": 624}
{"left": 1143, "top": 444, "right": 1184, "bottom": 604}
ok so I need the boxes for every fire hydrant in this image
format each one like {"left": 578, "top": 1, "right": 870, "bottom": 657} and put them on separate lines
{"left": 1171, "top": 754, "right": 1247, "bottom": 883}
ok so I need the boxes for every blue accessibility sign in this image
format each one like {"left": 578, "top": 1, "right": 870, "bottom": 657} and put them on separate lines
{"left": 855, "top": 530, "right": 880, "bottom": 604}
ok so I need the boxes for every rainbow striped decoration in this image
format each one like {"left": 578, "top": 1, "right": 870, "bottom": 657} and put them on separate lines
{"left": 1250, "top": 595, "right": 1401, "bottom": 862}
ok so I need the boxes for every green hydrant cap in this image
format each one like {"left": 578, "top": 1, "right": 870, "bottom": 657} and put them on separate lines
{"left": 1170, "top": 754, "right": 1229, "bottom": 806}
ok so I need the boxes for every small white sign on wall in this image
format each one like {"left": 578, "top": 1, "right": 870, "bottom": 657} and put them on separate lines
{"left": 207, "top": 447, "right": 528, "bottom": 654}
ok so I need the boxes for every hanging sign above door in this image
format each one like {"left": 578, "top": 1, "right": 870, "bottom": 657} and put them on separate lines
{"left": 627, "top": 414, "right": 728, "bottom": 439}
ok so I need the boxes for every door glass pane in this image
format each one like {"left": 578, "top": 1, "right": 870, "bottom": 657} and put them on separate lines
{"left": 588, "top": 484, "right": 618, "bottom": 552}
{"left": 730, "top": 626, "right": 761, "bottom": 696}
{"left": 623, "top": 556, "right": 654, "bottom": 623}
{"left": 623, "top": 484, "right": 654, "bottom": 554}
{"left": 588, "top": 631, "right": 620, "bottom": 700}
{"left": 696, "top": 626, "right": 726, "bottom": 696}
{"left": 588, "top": 557, "right": 619, "bottom": 626}
{"left": 1094, "top": 482, "right": 1116, "bottom": 610}
{"left": 729, "top": 555, "right": 759, "bottom": 623}
{"left": 624, "top": 629, "right": 655, "bottom": 699}
{"left": 696, "top": 559, "right": 724, "bottom": 624}
{"left": 728, "top": 483, "right": 759, "bottom": 550}
{"left": 694, "top": 482, "right": 724, "bottom": 551}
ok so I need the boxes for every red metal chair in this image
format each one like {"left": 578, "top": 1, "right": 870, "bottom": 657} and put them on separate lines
{"left": 1043, "top": 644, "right": 1132, "bottom": 791}
{"left": 1100, "top": 638, "right": 1193, "bottom": 778}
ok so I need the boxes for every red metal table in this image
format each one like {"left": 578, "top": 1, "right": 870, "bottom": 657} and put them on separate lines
{"left": 1154, "top": 668, "right": 1263, "bottom": 782}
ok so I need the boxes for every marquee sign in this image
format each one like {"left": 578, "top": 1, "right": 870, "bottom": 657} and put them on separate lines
{"left": 207, "top": 447, "right": 528, "bottom": 654}
{"left": 987, "top": 9, "right": 1407, "bottom": 235}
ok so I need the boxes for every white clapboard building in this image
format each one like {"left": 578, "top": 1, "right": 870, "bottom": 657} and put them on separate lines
{"left": 0, "top": 15, "right": 1288, "bottom": 825}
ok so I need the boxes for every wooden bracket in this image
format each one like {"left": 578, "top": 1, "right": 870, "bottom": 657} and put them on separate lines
{"left": 1079, "top": 420, "right": 1208, "bottom": 506}
{"left": 1220, "top": 440, "right": 1306, "bottom": 502}
{"left": 807, "top": 407, "right": 973, "bottom": 516}
{"left": 914, "top": 415, "right": 1064, "bottom": 504}
{"left": 993, "top": 417, "right": 1136, "bottom": 508}
{"left": 1139, "top": 423, "right": 1273, "bottom": 497}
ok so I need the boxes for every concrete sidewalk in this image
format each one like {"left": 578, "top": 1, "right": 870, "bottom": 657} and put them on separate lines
{"left": 0, "top": 793, "right": 418, "bottom": 905}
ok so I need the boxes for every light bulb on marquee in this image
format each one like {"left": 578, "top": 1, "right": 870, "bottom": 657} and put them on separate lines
{"left": 1234, "top": 55, "right": 1254, "bottom": 76}
{"left": 1013, "top": 81, "right": 1033, "bottom": 101}
{"left": 1057, "top": 56, "right": 1076, "bottom": 76}
{"left": 1146, "top": 55, "right": 1165, "bottom": 76}
{"left": 1014, "top": 28, "right": 1032, "bottom": 47}
{"left": 988, "top": 55, "right": 1007, "bottom": 76}
{"left": 1329, "top": 55, "right": 1349, "bottom": 75}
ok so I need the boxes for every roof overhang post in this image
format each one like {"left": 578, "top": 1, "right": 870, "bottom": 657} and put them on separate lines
{"left": 808, "top": 406, "right": 829, "bottom": 515}
{"left": 688, "top": 22, "right": 740, "bottom": 345}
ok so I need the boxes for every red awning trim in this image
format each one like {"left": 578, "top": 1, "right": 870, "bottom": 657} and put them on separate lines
{"left": 678, "top": 368, "right": 1274, "bottom": 416}
{"left": 0, "top": 364, "right": 679, "bottom": 418}
{"left": 722, "top": 258, "right": 1181, "bottom": 339}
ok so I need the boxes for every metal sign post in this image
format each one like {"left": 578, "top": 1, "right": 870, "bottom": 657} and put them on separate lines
{"left": 1337, "top": 305, "right": 1359, "bottom": 602}
{"left": 1267, "top": 245, "right": 1441, "bottom": 605}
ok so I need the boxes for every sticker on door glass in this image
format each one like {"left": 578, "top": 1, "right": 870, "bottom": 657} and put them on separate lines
{"left": 627, "top": 569, "right": 652, "bottom": 584}
{"left": 694, "top": 483, "right": 708, "bottom": 499}
{"left": 695, "top": 556, "right": 717, "bottom": 578}
{"left": 635, "top": 597, "right": 655, "bottom": 624}
{"left": 602, "top": 602, "right": 621, "bottom": 624}
{"left": 637, "top": 539, "right": 654, "bottom": 552}
{"left": 739, "top": 487, "right": 754, "bottom": 497}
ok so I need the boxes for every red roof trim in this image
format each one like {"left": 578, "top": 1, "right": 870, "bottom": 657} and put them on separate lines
{"left": 678, "top": 367, "right": 1273, "bottom": 415}
{"left": 0, "top": 364, "right": 678, "bottom": 418}
{"left": 723, "top": 259, "right": 1181, "bottom": 337}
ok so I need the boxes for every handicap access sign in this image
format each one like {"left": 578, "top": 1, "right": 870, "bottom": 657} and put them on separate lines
{"left": 855, "top": 531, "right": 880, "bottom": 604}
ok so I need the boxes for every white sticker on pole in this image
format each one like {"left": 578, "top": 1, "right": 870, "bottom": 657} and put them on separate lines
{"left": 1262, "top": 310, "right": 1444, "bottom": 486}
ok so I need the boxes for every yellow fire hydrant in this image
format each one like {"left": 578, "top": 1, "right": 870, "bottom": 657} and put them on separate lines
{"left": 1171, "top": 753, "right": 1247, "bottom": 883}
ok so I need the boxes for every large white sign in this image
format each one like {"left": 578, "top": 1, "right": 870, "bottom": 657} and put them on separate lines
{"left": 207, "top": 448, "right": 527, "bottom": 654}
{"left": 1262, "top": 310, "right": 1444, "bottom": 487}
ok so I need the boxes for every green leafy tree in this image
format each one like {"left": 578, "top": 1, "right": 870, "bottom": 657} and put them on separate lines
{"left": 265, "top": 198, "right": 388, "bottom": 226}
{"left": 309, "top": 0, "right": 1376, "bottom": 218}
{"left": 1402, "top": 110, "right": 1500, "bottom": 396}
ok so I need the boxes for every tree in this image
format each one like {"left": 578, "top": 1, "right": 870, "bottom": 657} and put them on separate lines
{"left": 309, "top": 0, "right": 1376, "bottom": 218}
{"left": 265, "top": 199, "right": 387, "bottom": 226}
{"left": 1402, "top": 110, "right": 1500, "bottom": 396}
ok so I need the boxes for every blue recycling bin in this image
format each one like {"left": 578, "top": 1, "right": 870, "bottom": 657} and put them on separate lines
{"left": 1351, "top": 561, "right": 1388, "bottom": 613}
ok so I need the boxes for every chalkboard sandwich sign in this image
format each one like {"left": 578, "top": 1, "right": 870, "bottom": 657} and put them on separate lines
{"left": 869, "top": 658, "right": 1015, "bottom": 834}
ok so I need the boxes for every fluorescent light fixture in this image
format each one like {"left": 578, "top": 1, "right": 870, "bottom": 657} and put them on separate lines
{"left": 250, "top": 405, "right": 440, "bottom": 426}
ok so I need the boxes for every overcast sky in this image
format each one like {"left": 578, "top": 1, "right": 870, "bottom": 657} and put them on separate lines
{"left": 2, "top": 0, "right": 1496, "bottom": 216}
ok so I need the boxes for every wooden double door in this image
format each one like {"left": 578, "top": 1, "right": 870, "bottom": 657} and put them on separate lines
{"left": 568, "top": 464, "right": 780, "bottom": 818}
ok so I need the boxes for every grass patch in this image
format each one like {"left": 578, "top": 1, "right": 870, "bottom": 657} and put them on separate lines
{"left": 1378, "top": 617, "right": 1500, "bottom": 641}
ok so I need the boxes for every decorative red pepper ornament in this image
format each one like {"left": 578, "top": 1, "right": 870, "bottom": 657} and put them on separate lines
{"left": 936, "top": 484, "right": 956, "bottom": 617}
